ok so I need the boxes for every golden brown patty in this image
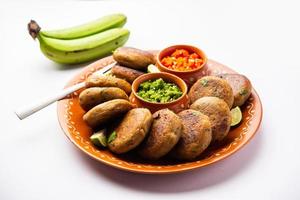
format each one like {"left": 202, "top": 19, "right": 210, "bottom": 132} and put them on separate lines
{"left": 190, "top": 97, "right": 231, "bottom": 142}
{"left": 83, "top": 99, "right": 133, "bottom": 128}
{"left": 79, "top": 87, "right": 128, "bottom": 111}
{"left": 139, "top": 109, "right": 182, "bottom": 160}
{"left": 108, "top": 108, "right": 153, "bottom": 154}
{"left": 111, "top": 65, "right": 145, "bottom": 83}
{"left": 113, "top": 47, "right": 155, "bottom": 71}
{"left": 171, "top": 109, "right": 212, "bottom": 160}
{"left": 217, "top": 74, "right": 252, "bottom": 107}
{"left": 188, "top": 76, "right": 234, "bottom": 108}
{"left": 86, "top": 74, "right": 132, "bottom": 94}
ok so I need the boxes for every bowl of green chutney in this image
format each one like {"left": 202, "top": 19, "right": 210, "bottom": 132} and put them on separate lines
{"left": 129, "top": 72, "right": 189, "bottom": 113}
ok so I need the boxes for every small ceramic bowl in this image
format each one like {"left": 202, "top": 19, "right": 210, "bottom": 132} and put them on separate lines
{"left": 156, "top": 44, "right": 208, "bottom": 86}
{"left": 129, "top": 72, "right": 189, "bottom": 113}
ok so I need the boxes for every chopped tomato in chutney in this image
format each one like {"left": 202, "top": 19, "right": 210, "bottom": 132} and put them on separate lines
{"left": 161, "top": 49, "right": 203, "bottom": 71}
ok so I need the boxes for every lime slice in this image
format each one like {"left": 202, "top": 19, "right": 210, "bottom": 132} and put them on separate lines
{"left": 90, "top": 129, "right": 107, "bottom": 147}
{"left": 230, "top": 106, "right": 242, "bottom": 126}
{"left": 147, "top": 64, "right": 160, "bottom": 73}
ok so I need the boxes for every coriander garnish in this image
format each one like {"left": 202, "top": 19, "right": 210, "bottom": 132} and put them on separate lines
{"left": 239, "top": 88, "right": 248, "bottom": 96}
{"left": 200, "top": 79, "right": 208, "bottom": 87}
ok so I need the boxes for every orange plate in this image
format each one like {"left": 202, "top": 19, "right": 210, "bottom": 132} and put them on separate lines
{"left": 57, "top": 55, "right": 263, "bottom": 174}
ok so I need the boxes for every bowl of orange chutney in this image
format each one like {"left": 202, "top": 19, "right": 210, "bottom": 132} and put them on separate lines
{"left": 156, "top": 45, "right": 207, "bottom": 86}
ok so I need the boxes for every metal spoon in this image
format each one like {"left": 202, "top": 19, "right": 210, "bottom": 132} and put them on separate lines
{"left": 15, "top": 62, "right": 117, "bottom": 120}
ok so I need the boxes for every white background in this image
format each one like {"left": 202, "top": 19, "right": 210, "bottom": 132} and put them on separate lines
{"left": 1, "top": 0, "right": 300, "bottom": 199}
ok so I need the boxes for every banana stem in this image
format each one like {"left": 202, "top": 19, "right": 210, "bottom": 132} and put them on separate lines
{"left": 28, "top": 20, "right": 41, "bottom": 40}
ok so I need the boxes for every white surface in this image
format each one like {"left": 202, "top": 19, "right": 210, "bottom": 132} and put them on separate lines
{"left": 1, "top": 0, "right": 300, "bottom": 199}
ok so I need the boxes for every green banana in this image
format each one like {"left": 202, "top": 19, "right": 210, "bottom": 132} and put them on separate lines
{"left": 28, "top": 14, "right": 130, "bottom": 65}
{"left": 38, "top": 28, "right": 130, "bottom": 64}
{"left": 40, "top": 13, "right": 127, "bottom": 39}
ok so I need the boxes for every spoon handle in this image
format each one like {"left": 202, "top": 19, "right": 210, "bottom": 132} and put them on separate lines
{"left": 15, "top": 82, "right": 86, "bottom": 120}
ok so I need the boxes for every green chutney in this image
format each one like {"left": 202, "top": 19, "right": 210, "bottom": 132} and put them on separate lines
{"left": 137, "top": 78, "right": 183, "bottom": 103}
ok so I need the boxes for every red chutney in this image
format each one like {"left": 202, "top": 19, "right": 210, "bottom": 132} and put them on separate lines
{"left": 161, "top": 49, "right": 204, "bottom": 71}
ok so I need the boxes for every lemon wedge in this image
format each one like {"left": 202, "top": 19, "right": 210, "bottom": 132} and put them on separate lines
{"left": 90, "top": 129, "right": 107, "bottom": 147}
{"left": 230, "top": 106, "right": 242, "bottom": 126}
{"left": 147, "top": 64, "right": 160, "bottom": 73}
